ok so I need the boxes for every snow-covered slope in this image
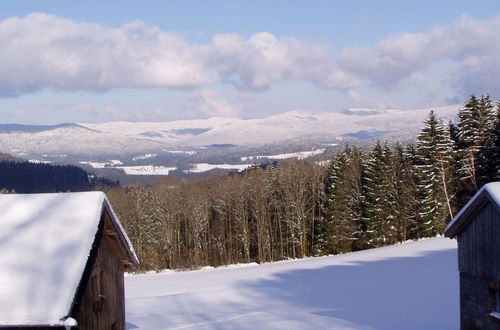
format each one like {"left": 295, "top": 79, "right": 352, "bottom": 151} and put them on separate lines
{"left": 125, "top": 237, "right": 459, "bottom": 330}
{"left": 0, "top": 106, "right": 458, "bottom": 157}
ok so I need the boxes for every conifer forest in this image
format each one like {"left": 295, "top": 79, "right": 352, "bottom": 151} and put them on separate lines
{"left": 108, "top": 95, "right": 500, "bottom": 271}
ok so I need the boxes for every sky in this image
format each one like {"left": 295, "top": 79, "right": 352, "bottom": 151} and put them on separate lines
{"left": 1, "top": 1, "right": 500, "bottom": 124}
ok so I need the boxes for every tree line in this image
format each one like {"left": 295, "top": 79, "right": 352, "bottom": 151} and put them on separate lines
{"left": 107, "top": 94, "right": 500, "bottom": 271}
{"left": 0, "top": 160, "right": 118, "bottom": 193}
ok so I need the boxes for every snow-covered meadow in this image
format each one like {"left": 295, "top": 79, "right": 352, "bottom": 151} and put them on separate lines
{"left": 125, "top": 237, "right": 459, "bottom": 330}
{"left": 240, "top": 149, "right": 326, "bottom": 161}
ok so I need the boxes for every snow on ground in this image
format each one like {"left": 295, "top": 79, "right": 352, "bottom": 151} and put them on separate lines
{"left": 166, "top": 150, "right": 197, "bottom": 155}
{"left": 132, "top": 153, "right": 158, "bottom": 161}
{"left": 79, "top": 160, "right": 109, "bottom": 168}
{"left": 184, "top": 163, "right": 253, "bottom": 173}
{"left": 316, "top": 160, "right": 331, "bottom": 166}
{"left": 117, "top": 165, "right": 177, "bottom": 175}
{"left": 241, "top": 149, "right": 326, "bottom": 162}
{"left": 125, "top": 237, "right": 458, "bottom": 330}
{"left": 28, "top": 159, "right": 52, "bottom": 164}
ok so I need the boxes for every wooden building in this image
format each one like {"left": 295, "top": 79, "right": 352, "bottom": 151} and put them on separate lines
{"left": 0, "top": 192, "right": 139, "bottom": 329}
{"left": 444, "top": 182, "right": 500, "bottom": 329}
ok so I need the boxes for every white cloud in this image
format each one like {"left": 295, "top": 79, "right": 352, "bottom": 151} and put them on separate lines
{"left": 0, "top": 13, "right": 213, "bottom": 95}
{"left": 337, "top": 15, "right": 500, "bottom": 94}
{"left": 1, "top": 12, "right": 500, "bottom": 106}
{"left": 0, "top": 13, "right": 356, "bottom": 96}
{"left": 186, "top": 89, "right": 243, "bottom": 118}
{"left": 211, "top": 32, "right": 357, "bottom": 90}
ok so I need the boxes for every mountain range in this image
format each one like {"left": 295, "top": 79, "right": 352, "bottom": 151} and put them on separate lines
{"left": 0, "top": 105, "right": 459, "bottom": 164}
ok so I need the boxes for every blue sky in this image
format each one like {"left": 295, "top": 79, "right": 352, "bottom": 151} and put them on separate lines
{"left": 1, "top": 1, "right": 500, "bottom": 123}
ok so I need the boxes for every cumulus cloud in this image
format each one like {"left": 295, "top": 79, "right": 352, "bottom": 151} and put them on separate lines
{"left": 1, "top": 13, "right": 500, "bottom": 101}
{"left": 0, "top": 13, "right": 356, "bottom": 96}
{"left": 337, "top": 15, "right": 500, "bottom": 93}
{"left": 0, "top": 13, "right": 213, "bottom": 95}
{"left": 210, "top": 32, "right": 357, "bottom": 90}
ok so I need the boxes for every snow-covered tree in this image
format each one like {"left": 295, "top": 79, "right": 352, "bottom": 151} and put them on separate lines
{"left": 456, "top": 94, "right": 495, "bottom": 198}
{"left": 391, "top": 143, "right": 419, "bottom": 241}
{"left": 478, "top": 102, "right": 500, "bottom": 184}
{"left": 320, "top": 145, "right": 363, "bottom": 254}
{"left": 456, "top": 95, "right": 479, "bottom": 149}
{"left": 414, "top": 110, "right": 455, "bottom": 237}
{"left": 362, "top": 141, "right": 397, "bottom": 246}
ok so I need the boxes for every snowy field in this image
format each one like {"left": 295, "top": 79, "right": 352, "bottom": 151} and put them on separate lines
{"left": 117, "top": 165, "right": 177, "bottom": 175}
{"left": 125, "top": 237, "right": 459, "bottom": 330}
{"left": 241, "top": 149, "right": 326, "bottom": 161}
{"left": 184, "top": 163, "right": 253, "bottom": 173}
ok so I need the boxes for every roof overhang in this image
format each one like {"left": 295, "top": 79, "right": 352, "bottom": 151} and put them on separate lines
{"left": 444, "top": 182, "right": 500, "bottom": 238}
{"left": 102, "top": 198, "right": 140, "bottom": 267}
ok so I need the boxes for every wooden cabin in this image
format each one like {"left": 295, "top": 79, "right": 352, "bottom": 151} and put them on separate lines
{"left": 0, "top": 191, "right": 139, "bottom": 329}
{"left": 444, "top": 182, "right": 500, "bottom": 329}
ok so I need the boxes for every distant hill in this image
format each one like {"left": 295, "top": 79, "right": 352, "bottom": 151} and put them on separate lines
{"left": 0, "top": 123, "right": 95, "bottom": 134}
{"left": 0, "top": 105, "right": 459, "bottom": 159}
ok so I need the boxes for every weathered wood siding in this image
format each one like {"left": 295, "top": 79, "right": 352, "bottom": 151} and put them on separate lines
{"left": 459, "top": 273, "right": 500, "bottom": 329}
{"left": 457, "top": 202, "right": 500, "bottom": 283}
{"left": 73, "top": 212, "right": 126, "bottom": 330}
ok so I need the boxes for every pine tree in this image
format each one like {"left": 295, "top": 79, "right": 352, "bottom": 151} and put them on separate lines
{"left": 448, "top": 120, "right": 459, "bottom": 146}
{"left": 476, "top": 95, "right": 495, "bottom": 145}
{"left": 362, "top": 141, "right": 398, "bottom": 247}
{"left": 320, "top": 145, "right": 363, "bottom": 254}
{"left": 414, "top": 110, "right": 455, "bottom": 237}
{"left": 478, "top": 102, "right": 500, "bottom": 183}
{"left": 456, "top": 94, "right": 495, "bottom": 199}
{"left": 457, "top": 95, "right": 479, "bottom": 149}
{"left": 392, "top": 143, "right": 419, "bottom": 241}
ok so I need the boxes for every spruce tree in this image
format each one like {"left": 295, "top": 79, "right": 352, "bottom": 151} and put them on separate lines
{"left": 392, "top": 143, "right": 419, "bottom": 241}
{"left": 456, "top": 94, "right": 495, "bottom": 199}
{"left": 457, "top": 95, "right": 479, "bottom": 149}
{"left": 478, "top": 102, "right": 500, "bottom": 183}
{"left": 414, "top": 110, "right": 455, "bottom": 237}
{"left": 320, "top": 145, "right": 363, "bottom": 254}
{"left": 448, "top": 120, "right": 459, "bottom": 146}
{"left": 362, "top": 141, "right": 397, "bottom": 246}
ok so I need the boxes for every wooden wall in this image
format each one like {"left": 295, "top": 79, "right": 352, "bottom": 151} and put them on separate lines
{"left": 73, "top": 211, "right": 126, "bottom": 330}
{"left": 457, "top": 202, "right": 500, "bottom": 283}
{"left": 459, "top": 272, "right": 500, "bottom": 329}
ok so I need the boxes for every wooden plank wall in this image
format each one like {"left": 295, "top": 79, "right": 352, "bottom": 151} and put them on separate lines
{"left": 458, "top": 202, "right": 500, "bottom": 283}
{"left": 74, "top": 214, "right": 126, "bottom": 329}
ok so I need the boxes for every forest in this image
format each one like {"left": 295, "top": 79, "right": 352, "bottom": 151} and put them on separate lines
{"left": 0, "top": 158, "right": 118, "bottom": 193}
{"left": 104, "top": 94, "right": 499, "bottom": 271}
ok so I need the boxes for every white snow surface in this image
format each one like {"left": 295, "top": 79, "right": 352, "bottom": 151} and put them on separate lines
{"left": 79, "top": 160, "right": 109, "bottom": 168}
{"left": 125, "top": 237, "right": 458, "bottom": 330}
{"left": 132, "top": 153, "right": 158, "bottom": 161}
{"left": 0, "top": 106, "right": 459, "bottom": 156}
{"left": 0, "top": 192, "right": 134, "bottom": 326}
{"left": 117, "top": 165, "right": 177, "bottom": 175}
{"left": 185, "top": 163, "right": 253, "bottom": 173}
{"left": 486, "top": 182, "right": 500, "bottom": 206}
{"left": 241, "top": 149, "right": 326, "bottom": 161}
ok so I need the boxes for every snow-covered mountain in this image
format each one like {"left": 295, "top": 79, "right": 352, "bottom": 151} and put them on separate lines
{"left": 0, "top": 105, "right": 458, "bottom": 160}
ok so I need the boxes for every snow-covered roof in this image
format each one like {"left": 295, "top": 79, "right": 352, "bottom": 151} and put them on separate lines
{"left": 444, "top": 182, "right": 500, "bottom": 238}
{"left": 0, "top": 191, "right": 138, "bottom": 327}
